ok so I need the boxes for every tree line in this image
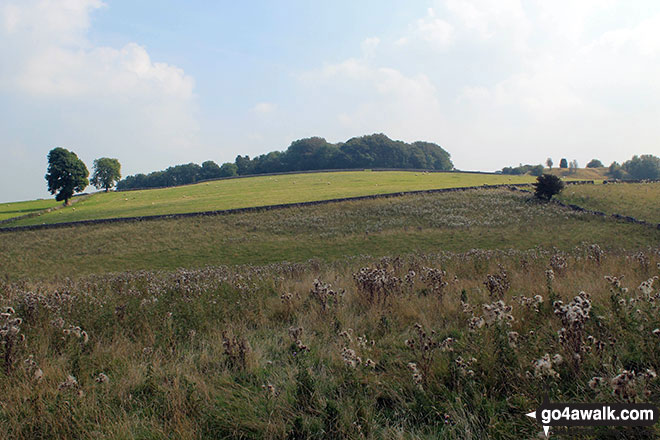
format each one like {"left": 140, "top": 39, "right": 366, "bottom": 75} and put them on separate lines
{"left": 501, "top": 155, "right": 660, "bottom": 180}
{"left": 43, "top": 143, "right": 660, "bottom": 205}
{"left": 115, "top": 134, "right": 454, "bottom": 190}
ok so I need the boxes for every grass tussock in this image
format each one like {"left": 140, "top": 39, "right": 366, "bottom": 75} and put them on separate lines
{"left": 1, "top": 247, "right": 659, "bottom": 439}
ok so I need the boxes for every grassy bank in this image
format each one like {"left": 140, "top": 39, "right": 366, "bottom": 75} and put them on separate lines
{"left": 0, "top": 199, "right": 61, "bottom": 222}
{"left": 2, "top": 188, "right": 659, "bottom": 280}
{"left": 559, "top": 182, "right": 660, "bottom": 224}
{"left": 2, "top": 171, "right": 535, "bottom": 227}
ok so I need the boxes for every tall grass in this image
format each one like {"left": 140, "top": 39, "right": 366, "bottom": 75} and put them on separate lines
{"left": 1, "top": 247, "right": 658, "bottom": 438}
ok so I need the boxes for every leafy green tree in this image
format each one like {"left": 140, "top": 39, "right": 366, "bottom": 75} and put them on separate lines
{"left": 559, "top": 158, "right": 568, "bottom": 169}
{"left": 200, "top": 160, "right": 222, "bottom": 180}
{"left": 219, "top": 162, "right": 238, "bottom": 177}
{"left": 607, "top": 161, "right": 625, "bottom": 179}
{"left": 586, "top": 159, "right": 603, "bottom": 168}
{"left": 533, "top": 174, "right": 565, "bottom": 201}
{"left": 45, "top": 147, "right": 89, "bottom": 205}
{"left": 622, "top": 154, "right": 660, "bottom": 179}
{"left": 91, "top": 157, "right": 121, "bottom": 192}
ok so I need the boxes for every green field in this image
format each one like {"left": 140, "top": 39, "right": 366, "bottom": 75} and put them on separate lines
{"left": 559, "top": 182, "right": 660, "bottom": 224}
{"left": 2, "top": 188, "right": 658, "bottom": 280}
{"left": 2, "top": 171, "right": 535, "bottom": 227}
{"left": 0, "top": 198, "right": 61, "bottom": 222}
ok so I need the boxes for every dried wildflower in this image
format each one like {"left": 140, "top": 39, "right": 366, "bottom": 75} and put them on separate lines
{"left": 533, "top": 354, "right": 560, "bottom": 379}
{"left": 364, "top": 358, "right": 376, "bottom": 368}
{"left": 420, "top": 267, "right": 449, "bottom": 297}
{"left": 481, "top": 300, "right": 514, "bottom": 326}
{"left": 483, "top": 267, "right": 510, "bottom": 298}
{"left": 59, "top": 374, "right": 79, "bottom": 391}
{"left": 554, "top": 292, "right": 592, "bottom": 368}
{"left": 95, "top": 373, "right": 109, "bottom": 384}
{"left": 545, "top": 268, "right": 555, "bottom": 286}
{"left": 222, "top": 331, "right": 251, "bottom": 371}
{"left": 638, "top": 277, "right": 658, "bottom": 297}
{"left": 1, "top": 307, "right": 25, "bottom": 373}
{"left": 588, "top": 376, "right": 604, "bottom": 390}
{"left": 455, "top": 356, "right": 477, "bottom": 377}
{"left": 353, "top": 266, "right": 402, "bottom": 304}
{"left": 310, "top": 279, "right": 344, "bottom": 310}
{"left": 262, "top": 382, "right": 276, "bottom": 397}
{"left": 611, "top": 370, "right": 637, "bottom": 401}
{"left": 604, "top": 275, "right": 624, "bottom": 289}
{"left": 507, "top": 331, "right": 519, "bottom": 348}
{"left": 341, "top": 347, "right": 361, "bottom": 368}
{"left": 407, "top": 362, "right": 423, "bottom": 388}
{"left": 549, "top": 254, "right": 568, "bottom": 274}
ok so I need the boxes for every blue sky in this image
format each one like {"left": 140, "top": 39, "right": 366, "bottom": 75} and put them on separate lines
{"left": 1, "top": 0, "right": 660, "bottom": 202}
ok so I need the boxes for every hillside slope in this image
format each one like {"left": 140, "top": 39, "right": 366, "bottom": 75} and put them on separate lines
{"left": 3, "top": 171, "right": 534, "bottom": 227}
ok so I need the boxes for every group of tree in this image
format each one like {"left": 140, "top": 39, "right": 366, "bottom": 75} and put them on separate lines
{"left": 45, "top": 148, "right": 121, "bottom": 205}
{"left": 500, "top": 164, "right": 544, "bottom": 176}
{"left": 607, "top": 154, "right": 660, "bottom": 180}
{"left": 116, "top": 134, "right": 453, "bottom": 190}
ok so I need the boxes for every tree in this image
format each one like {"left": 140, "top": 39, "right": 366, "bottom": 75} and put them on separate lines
{"left": 200, "top": 160, "right": 222, "bottom": 180}
{"left": 533, "top": 174, "right": 565, "bottom": 201}
{"left": 622, "top": 155, "right": 660, "bottom": 180}
{"left": 586, "top": 159, "right": 603, "bottom": 168}
{"left": 607, "top": 161, "right": 625, "bottom": 179}
{"left": 219, "top": 162, "right": 238, "bottom": 177}
{"left": 559, "top": 158, "right": 568, "bottom": 169}
{"left": 91, "top": 157, "right": 121, "bottom": 192}
{"left": 546, "top": 158, "right": 553, "bottom": 169}
{"left": 45, "top": 147, "right": 89, "bottom": 205}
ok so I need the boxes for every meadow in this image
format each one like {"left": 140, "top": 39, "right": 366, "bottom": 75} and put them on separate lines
{"left": 0, "top": 247, "right": 658, "bottom": 439}
{"left": 0, "top": 198, "right": 61, "bottom": 222}
{"left": 2, "top": 171, "right": 535, "bottom": 227}
{"left": 2, "top": 188, "right": 659, "bottom": 280}
{"left": 558, "top": 182, "right": 660, "bottom": 224}
{"left": 2, "top": 179, "right": 660, "bottom": 439}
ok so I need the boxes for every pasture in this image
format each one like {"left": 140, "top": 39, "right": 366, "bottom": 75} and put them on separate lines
{"left": 2, "top": 171, "right": 535, "bottom": 227}
{"left": 559, "top": 182, "right": 660, "bottom": 224}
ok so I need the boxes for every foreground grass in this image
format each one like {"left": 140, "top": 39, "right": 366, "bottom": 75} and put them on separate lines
{"left": 0, "top": 199, "right": 61, "bottom": 222}
{"left": 3, "top": 171, "right": 536, "bottom": 227}
{"left": 2, "top": 188, "right": 659, "bottom": 280}
{"left": 1, "top": 248, "right": 659, "bottom": 439}
{"left": 559, "top": 182, "right": 660, "bottom": 224}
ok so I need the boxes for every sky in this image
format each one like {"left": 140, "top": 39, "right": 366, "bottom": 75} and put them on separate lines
{"left": 1, "top": 0, "right": 660, "bottom": 202}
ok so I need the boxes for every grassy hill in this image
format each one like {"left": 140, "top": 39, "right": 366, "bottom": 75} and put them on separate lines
{"left": 546, "top": 166, "right": 608, "bottom": 180}
{"left": 2, "top": 175, "right": 660, "bottom": 439}
{"left": 2, "top": 171, "right": 534, "bottom": 227}
{"left": 559, "top": 181, "right": 660, "bottom": 224}
{"left": 0, "top": 198, "right": 61, "bottom": 222}
{"left": 2, "top": 187, "right": 659, "bottom": 280}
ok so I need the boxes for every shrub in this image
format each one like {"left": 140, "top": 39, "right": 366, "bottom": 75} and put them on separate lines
{"left": 533, "top": 174, "right": 565, "bottom": 201}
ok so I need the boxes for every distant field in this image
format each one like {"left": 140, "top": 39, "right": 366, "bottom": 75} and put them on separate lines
{"left": 0, "top": 198, "right": 60, "bottom": 221}
{"left": 2, "top": 171, "right": 535, "bottom": 227}
{"left": 546, "top": 167, "right": 608, "bottom": 180}
{"left": 559, "top": 182, "right": 660, "bottom": 224}
{"left": 2, "top": 188, "right": 658, "bottom": 280}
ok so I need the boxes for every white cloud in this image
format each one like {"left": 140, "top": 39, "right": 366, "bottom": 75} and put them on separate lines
{"left": 396, "top": 8, "right": 454, "bottom": 49}
{"left": 300, "top": 57, "right": 447, "bottom": 143}
{"left": 0, "top": 0, "right": 201, "bottom": 201}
